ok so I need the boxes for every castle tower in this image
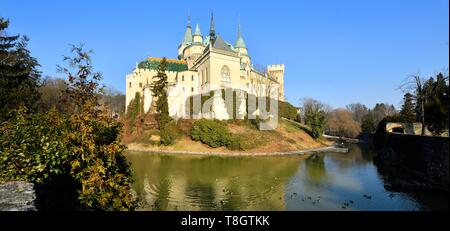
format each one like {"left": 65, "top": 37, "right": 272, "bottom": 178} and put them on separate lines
{"left": 267, "top": 64, "right": 285, "bottom": 101}
{"left": 193, "top": 23, "right": 203, "bottom": 44}
{"left": 235, "top": 17, "right": 250, "bottom": 66}
{"left": 178, "top": 15, "right": 192, "bottom": 59}
{"left": 183, "top": 21, "right": 205, "bottom": 68}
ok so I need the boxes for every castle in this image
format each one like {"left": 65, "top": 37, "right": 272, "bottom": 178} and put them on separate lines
{"left": 125, "top": 13, "right": 285, "bottom": 120}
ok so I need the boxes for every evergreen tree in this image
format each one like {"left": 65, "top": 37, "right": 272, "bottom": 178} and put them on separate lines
{"left": 302, "top": 98, "right": 327, "bottom": 138}
{"left": 361, "top": 111, "right": 376, "bottom": 133}
{"left": 0, "top": 18, "right": 40, "bottom": 121}
{"left": 399, "top": 92, "right": 416, "bottom": 122}
{"left": 150, "top": 57, "right": 171, "bottom": 128}
{"left": 423, "top": 73, "right": 449, "bottom": 134}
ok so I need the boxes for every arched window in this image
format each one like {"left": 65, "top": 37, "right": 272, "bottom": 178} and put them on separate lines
{"left": 221, "top": 65, "right": 231, "bottom": 83}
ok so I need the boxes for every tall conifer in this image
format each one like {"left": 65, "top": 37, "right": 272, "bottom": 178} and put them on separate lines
{"left": 150, "top": 57, "right": 171, "bottom": 128}
{"left": 0, "top": 18, "right": 40, "bottom": 120}
{"left": 400, "top": 93, "right": 416, "bottom": 122}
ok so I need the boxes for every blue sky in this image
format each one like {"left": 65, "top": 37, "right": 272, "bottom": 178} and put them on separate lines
{"left": 1, "top": 0, "right": 448, "bottom": 109}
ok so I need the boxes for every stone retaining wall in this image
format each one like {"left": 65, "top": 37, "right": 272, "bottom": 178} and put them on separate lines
{"left": 0, "top": 181, "right": 36, "bottom": 211}
{"left": 374, "top": 133, "right": 449, "bottom": 192}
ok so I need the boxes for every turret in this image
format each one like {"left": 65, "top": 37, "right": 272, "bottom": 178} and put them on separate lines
{"left": 235, "top": 18, "right": 250, "bottom": 65}
{"left": 193, "top": 23, "right": 203, "bottom": 44}
{"left": 183, "top": 20, "right": 205, "bottom": 68}
{"left": 178, "top": 15, "right": 193, "bottom": 59}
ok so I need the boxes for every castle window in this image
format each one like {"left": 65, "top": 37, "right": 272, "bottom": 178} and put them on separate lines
{"left": 139, "top": 82, "right": 142, "bottom": 88}
{"left": 221, "top": 65, "right": 230, "bottom": 83}
{"left": 129, "top": 82, "right": 132, "bottom": 88}
{"left": 182, "top": 75, "right": 184, "bottom": 81}
{"left": 191, "top": 87, "right": 194, "bottom": 92}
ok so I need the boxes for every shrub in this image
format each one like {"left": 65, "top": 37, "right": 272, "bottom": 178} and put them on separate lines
{"left": 190, "top": 119, "right": 232, "bottom": 148}
{"left": 0, "top": 107, "right": 136, "bottom": 210}
{"left": 160, "top": 121, "right": 181, "bottom": 146}
{"left": 279, "top": 101, "right": 300, "bottom": 121}
{"left": 226, "top": 135, "right": 242, "bottom": 151}
{"left": 0, "top": 45, "right": 136, "bottom": 211}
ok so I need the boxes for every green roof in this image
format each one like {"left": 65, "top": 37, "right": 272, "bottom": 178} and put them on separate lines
{"left": 182, "top": 27, "right": 193, "bottom": 45}
{"left": 235, "top": 20, "right": 247, "bottom": 48}
{"left": 138, "top": 58, "right": 188, "bottom": 72}
{"left": 235, "top": 36, "right": 246, "bottom": 48}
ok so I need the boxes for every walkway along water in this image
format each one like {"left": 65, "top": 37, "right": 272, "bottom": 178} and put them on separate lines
{"left": 126, "top": 144, "right": 348, "bottom": 156}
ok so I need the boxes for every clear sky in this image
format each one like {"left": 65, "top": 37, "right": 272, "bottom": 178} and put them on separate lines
{"left": 1, "top": 0, "right": 448, "bottom": 109}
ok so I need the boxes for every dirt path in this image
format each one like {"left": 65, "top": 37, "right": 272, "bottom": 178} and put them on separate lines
{"left": 126, "top": 143, "right": 348, "bottom": 156}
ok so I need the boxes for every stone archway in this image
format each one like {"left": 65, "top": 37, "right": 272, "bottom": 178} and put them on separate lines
{"left": 392, "top": 127, "right": 404, "bottom": 133}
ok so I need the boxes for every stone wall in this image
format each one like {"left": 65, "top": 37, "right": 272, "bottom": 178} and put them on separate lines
{"left": 0, "top": 181, "right": 36, "bottom": 211}
{"left": 374, "top": 133, "right": 449, "bottom": 192}
{"left": 385, "top": 122, "right": 431, "bottom": 135}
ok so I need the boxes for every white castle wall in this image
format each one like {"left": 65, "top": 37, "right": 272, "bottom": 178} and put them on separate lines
{"left": 143, "top": 87, "right": 153, "bottom": 113}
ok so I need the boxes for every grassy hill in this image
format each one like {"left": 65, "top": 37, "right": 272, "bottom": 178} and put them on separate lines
{"left": 123, "top": 118, "right": 330, "bottom": 154}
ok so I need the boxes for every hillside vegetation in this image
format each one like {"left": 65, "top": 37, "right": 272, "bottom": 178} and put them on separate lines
{"left": 124, "top": 118, "right": 330, "bottom": 153}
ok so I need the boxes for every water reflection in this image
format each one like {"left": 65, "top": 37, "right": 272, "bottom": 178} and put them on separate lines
{"left": 125, "top": 144, "right": 448, "bottom": 211}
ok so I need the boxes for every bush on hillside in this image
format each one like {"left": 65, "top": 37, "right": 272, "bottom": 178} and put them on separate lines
{"left": 160, "top": 121, "right": 181, "bottom": 145}
{"left": 190, "top": 119, "right": 232, "bottom": 148}
{"left": 279, "top": 101, "right": 300, "bottom": 122}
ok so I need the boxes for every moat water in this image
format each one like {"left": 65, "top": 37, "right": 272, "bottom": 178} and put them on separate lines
{"left": 125, "top": 144, "right": 448, "bottom": 211}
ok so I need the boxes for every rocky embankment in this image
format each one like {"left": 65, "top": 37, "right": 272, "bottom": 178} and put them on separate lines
{"left": 0, "top": 181, "right": 36, "bottom": 211}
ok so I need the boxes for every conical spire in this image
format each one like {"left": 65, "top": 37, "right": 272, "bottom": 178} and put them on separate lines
{"left": 194, "top": 23, "right": 201, "bottom": 36}
{"left": 235, "top": 16, "right": 246, "bottom": 48}
{"left": 181, "top": 15, "right": 192, "bottom": 45}
{"left": 238, "top": 16, "right": 241, "bottom": 37}
{"left": 209, "top": 11, "right": 216, "bottom": 41}
{"left": 187, "top": 14, "right": 191, "bottom": 28}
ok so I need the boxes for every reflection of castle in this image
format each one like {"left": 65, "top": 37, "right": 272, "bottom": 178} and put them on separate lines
{"left": 125, "top": 13, "right": 285, "bottom": 119}
{"left": 127, "top": 154, "right": 299, "bottom": 211}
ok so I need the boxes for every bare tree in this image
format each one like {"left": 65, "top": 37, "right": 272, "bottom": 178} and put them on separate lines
{"left": 253, "top": 63, "right": 267, "bottom": 75}
{"left": 346, "top": 103, "right": 368, "bottom": 123}
{"left": 38, "top": 76, "right": 68, "bottom": 112}
{"left": 326, "top": 108, "right": 361, "bottom": 138}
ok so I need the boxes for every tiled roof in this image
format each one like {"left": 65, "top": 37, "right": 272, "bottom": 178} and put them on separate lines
{"left": 212, "top": 36, "right": 235, "bottom": 53}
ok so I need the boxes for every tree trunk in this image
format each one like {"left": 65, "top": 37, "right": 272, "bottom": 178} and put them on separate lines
{"left": 421, "top": 99, "right": 425, "bottom": 135}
